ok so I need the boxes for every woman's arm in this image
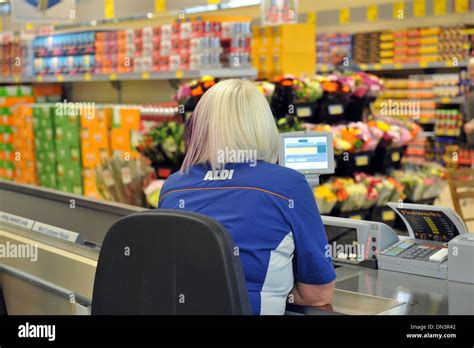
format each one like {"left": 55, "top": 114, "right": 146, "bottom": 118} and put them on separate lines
{"left": 290, "top": 281, "right": 335, "bottom": 307}
{"left": 285, "top": 173, "right": 337, "bottom": 305}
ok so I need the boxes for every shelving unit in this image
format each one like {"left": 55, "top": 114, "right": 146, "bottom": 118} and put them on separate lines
{"left": 316, "top": 60, "right": 469, "bottom": 73}
{"left": 0, "top": 68, "right": 258, "bottom": 84}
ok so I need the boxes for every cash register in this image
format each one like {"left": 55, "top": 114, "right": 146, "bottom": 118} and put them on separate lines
{"left": 279, "top": 132, "right": 399, "bottom": 268}
{"left": 377, "top": 203, "right": 468, "bottom": 279}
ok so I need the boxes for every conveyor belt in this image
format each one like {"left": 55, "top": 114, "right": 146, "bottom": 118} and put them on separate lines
{"left": 0, "top": 181, "right": 145, "bottom": 245}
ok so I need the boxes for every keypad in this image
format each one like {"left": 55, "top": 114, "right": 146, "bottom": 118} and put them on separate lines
{"left": 381, "top": 241, "right": 443, "bottom": 261}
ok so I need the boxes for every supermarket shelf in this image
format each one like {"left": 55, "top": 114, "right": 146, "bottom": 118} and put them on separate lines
{"left": 317, "top": 61, "right": 468, "bottom": 73}
{"left": 0, "top": 68, "right": 257, "bottom": 84}
{"left": 435, "top": 97, "right": 465, "bottom": 105}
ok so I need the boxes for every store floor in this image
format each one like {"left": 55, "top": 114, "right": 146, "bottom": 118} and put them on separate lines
{"left": 436, "top": 186, "right": 474, "bottom": 232}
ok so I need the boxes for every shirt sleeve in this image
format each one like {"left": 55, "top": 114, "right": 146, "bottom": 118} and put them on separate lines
{"left": 286, "top": 175, "right": 336, "bottom": 285}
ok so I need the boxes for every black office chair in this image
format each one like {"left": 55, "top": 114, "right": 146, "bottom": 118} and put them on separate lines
{"left": 91, "top": 210, "right": 252, "bottom": 315}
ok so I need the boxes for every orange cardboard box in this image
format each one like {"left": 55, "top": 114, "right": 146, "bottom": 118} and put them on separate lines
{"left": 81, "top": 107, "right": 112, "bottom": 129}
{"left": 82, "top": 168, "right": 97, "bottom": 181}
{"left": 82, "top": 145, "right": 100, "bottom": 169}
{"left": 111, "top": 128, "right": 131, "bottom": 151}
{"left": 1, "top": 96, "right": 35, "bottom": 107}
{"left": 90, "top": 127, "right": 110, "bottom": 150}
{"left": 0, "top": 115, "right": 13, "bottom": 126}
{"left": 119, "top": 108, "right": 140, "bottom": 130}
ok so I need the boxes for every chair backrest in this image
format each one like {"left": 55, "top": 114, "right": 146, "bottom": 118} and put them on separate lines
{"left": 92, "top": 210, "right": 252, "bottom": 315}
{"left": 447, "top": 168, "right": 474, "bottom": 223}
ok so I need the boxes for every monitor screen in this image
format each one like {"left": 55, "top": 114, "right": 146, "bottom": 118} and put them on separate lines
{"left": 325, "top": 225, "right": 358, "bottom": 246}
{"left": 283, "top": 136, "right": 330, "bottom": 171}
{"left": 396, "top": 208, "right": 460, "bottom": 242}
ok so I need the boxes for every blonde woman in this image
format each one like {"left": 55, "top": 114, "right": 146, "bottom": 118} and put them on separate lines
{"left": 158, "top": 79, "right": 335, "bottom": 315}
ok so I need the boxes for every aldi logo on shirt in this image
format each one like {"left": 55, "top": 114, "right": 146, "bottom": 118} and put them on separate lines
{"left": 203, "top": 170, "right": 234, "bottom": 181}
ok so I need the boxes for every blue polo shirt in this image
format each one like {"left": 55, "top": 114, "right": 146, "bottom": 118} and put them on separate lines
{"left": 158, "top": 161, "right": 336, "bottom": 315}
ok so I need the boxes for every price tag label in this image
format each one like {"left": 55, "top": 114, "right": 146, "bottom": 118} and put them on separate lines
{"left": 454, "top": 0, "right": 468, "bottom": 13}
{"left": 320, "top": 65, "right": 328, "bottom": 72}
{"left": 419, "top": 62, "right": 429, "bottom": 68}
{"left": 175, "top": 70, "right": 184, "bottom": 79}
{"left": 359, "top": 63, "right": 368, "bottom": 70}
{"left": 393, "top": 2, "right": 405, "bottom": 19}
{"left": 142, "top": 72, "right": 150, "bottom": 80}
{"left": 382, "top": 211, "right": 396, "bottom": 221}
{"left": 296, "top": 106, "right": 312, "bottom": 118}
{"left": 433, "top": 0, "right": 446, "bottom": 16}
{"left": 339, "top": 8, "right": 350, "bottom": 25}
{"left": 440, "top": 97, "right": 451, "bottom": 103}
{"left": 103, "top": 170, "right": 115, "bottom": 186}
{"left": 155, "top": 0, "right": 166, "bottom": 13}
{"left": 413, "top": 0, "right": 426, "bottom": 17}
{"left": 307, "top": 12, "right": 317, "bottom": 25}
{"left": 56, "top": 74, "right": 64, "bottom": 82}
{"left": 373, "top": 64, "right": 382, "bottom": 70}
{"left": 109, "top": 73, "right": 117, "bottom": 81}
{"left": 121, "top": 167, "right": 132, "bottom": 184}
{"left": 351, "top": 215, "right": 362, "bottom": 220}
{"left": 14, "top": 75, "right": 21, "bottom": 83}
{"left": 104, "top": 0, "right": 115, "bottom": 19}
{"left": 208, "top": 0, "right": 221, "bottom": 4}
{"left": 36, "top": 75, "right": 43, "bottom": 82}
{"left": 394, "top": 63, "right": 403, "bottom": 69}
{"left": 328, "top": 104, "right": 344, "bottom": 116}
{"left": 355, "top": 155, "right": 369, "bottom": 167}
{"left": 84, "top": 73, "right": 92, "bottom": 81}
{"left": 391, "top": 151, "right": 401, "bottom": 162}
{"left": 367, "top": 5, "right": 378, "bottom": 22}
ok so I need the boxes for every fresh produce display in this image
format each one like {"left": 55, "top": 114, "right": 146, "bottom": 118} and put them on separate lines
{"left": 306, "top": 117, "right": 419, "bottom": 155}
{"left": 392, "top": 163, "right": 447, "bottom": 202}
{"left": 95, "top": 155, "right": 156, "bottom": 207}
{"left": 314, "top": 173, "right": 405, "bottom": 214}
{"left": 137, "top": 121, "right": 185, "bottom": 177}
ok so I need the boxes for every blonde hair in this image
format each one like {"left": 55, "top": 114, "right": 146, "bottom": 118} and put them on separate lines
{"left": 181, "top": 79, "right": 280, "bottom": 172}
{"left": 468, "top": 57, "right": 474, "bottom": 69}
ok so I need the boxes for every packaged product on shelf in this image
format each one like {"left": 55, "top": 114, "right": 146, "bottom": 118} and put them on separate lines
{"left": 0, "top": 31, "right": 31, "bottom": 78}
{"left": 32, "top": 104, "right": 57, "bottom": 188}
{"left": 54, "top": 104, "right": 83, "bottom": 195}
{"left": 80, "top": 106, "right": 113, "bottom": 198}
{"left": 33, "top": 32, "right": 96, "bottom": 75}
{"left": 0, "top": 86, "right": 35, "bottom": 181}
{"left": 12, "top": 105, "right": 37, "bottom": 185}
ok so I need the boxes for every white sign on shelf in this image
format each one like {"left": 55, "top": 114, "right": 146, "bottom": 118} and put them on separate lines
{"left": 0, "top": 212, "right": 35, "bottom": 230}
{"left": 32, "top": 221, "right": 80, "bottom": 243}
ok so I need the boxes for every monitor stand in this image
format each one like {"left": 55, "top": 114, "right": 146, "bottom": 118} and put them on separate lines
{"left": 305, "top": 174, "right": 320, "bottom": 188}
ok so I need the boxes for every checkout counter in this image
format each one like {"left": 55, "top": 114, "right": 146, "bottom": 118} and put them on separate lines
{"left": 1, "top": 180, "right": 473, "bottom": 316}
{"left": 0, "top": 131, "right": 473, "bottom": 315}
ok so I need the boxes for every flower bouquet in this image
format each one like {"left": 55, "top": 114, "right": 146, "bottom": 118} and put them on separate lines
{"left": 314, "top": 184, "right": 338, "bottom": 214}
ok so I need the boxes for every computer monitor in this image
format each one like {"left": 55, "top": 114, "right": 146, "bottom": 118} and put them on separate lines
{"left": 279, "top": 131, "right": 335, "bottom": 186}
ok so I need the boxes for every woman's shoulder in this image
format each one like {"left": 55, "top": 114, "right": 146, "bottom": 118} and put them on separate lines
{"left": 247, "top": 162, "right": 311, "bottom": 196}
